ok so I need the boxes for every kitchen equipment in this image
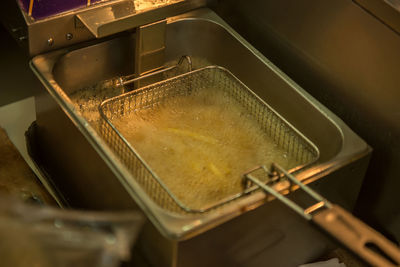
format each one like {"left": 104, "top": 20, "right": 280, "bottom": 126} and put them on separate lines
{"left": 0, "top": 0, "right": 206, "bottom": 56}
{"left": 99, "top": 65, "right": 319, "bottom": 213}
{"left": 27, "top": 5, "right": 372, "bottom": 267}
{"left": 244, "top": 163, "right": 400, "bottom": 267}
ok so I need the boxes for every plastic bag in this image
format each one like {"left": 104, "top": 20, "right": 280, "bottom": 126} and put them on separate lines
{"left": 0, "top": 197, "right": 145, "bottom": 267}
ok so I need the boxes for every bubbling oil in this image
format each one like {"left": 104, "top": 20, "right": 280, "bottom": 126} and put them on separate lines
{"left": 69, "top": 80, "right": 124, "bottom": 130}
{"left": 111, "top": 88, "right": 295, "bottom": 210}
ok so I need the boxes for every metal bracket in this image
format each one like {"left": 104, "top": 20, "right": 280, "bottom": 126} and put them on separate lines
{"left": 135, "top": 19, "right": 167, "bottom": 84}
{"left": 76, "top": 0, "right": 206, "bottom": 38}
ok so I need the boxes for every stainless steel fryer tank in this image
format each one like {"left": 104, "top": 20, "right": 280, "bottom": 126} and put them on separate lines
{"left": 30, "top": 8, "right": 371, "bottom": 267}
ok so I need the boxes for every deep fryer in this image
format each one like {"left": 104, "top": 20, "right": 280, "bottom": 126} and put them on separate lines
{"left": 10, "top": 2, "right": 374, "bottom": 266}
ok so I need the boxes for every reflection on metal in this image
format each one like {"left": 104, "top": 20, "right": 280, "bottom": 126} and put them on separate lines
{"left": 134, "top": 0, "right": 184, "bottom": 11}
{"left": 47, "top": 37, "right": 54, "bottom": 46}
{"left": 65, "top": 33, "right": 73, "bottom": 40}
{"left": 354, "top": 0, "right": 400, "bottom": 34}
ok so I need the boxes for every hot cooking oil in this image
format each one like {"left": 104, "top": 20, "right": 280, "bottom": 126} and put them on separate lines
{"left": 111, "top": 87, "right": 295, "bottom": 210}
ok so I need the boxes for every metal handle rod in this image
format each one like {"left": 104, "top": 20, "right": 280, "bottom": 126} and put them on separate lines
{"left": 119, "top": 55, "right": 192, "bottom": 87}
{"left": 245, "top": 173, "right": 312, "bottom": 220}
{"left": 244, "top": 164, "right": 400, "bottom": 267}
{"left": 313, "top": 205, "right": 400, "bottom": 267}
{"left": 272, "top": 163, "right": 331, "bottom": 209}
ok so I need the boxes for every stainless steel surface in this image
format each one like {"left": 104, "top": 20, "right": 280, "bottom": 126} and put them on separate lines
{"left": 0, "top": 0, "right": 206, "bottom": 56}
{"left": 30, "top": 8, "right": 371, "bottom": 266}
{"left": 246, "top": 164, "right": 400, "bottom": 267}
{"left": 76, "top": 0, "right": 205, "bottom": 38}
{"left": 353, "top": 0, "right": 400, "bottom": 34}
{"left": 99, "top": 65, "right": 319, "bottom": 213}
{"left": 134, "top": 19, "right": 166, "bottom": 88}
{"left": 119, "top": 55, "right": 192, "bottom": 87}
{"left": 211, "top": 0, "right": 400, "bottom": 242}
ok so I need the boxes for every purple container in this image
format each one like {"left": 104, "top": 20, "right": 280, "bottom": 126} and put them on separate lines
{"left": 19, "top": 0, "right": 105, "bottom": 20}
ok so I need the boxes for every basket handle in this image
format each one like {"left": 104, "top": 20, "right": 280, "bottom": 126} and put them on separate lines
{"left": 313, "top": 204, "right": 400, "bottom": 267}
{"left": 243, "top": 164, "right": 400, "bottom": 267}
{"left": 117, "top": 55, "right": 192, "bottom": 87}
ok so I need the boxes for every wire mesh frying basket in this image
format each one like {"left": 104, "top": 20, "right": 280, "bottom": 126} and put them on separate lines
{"left": 99, "top": 66, "right": 319, "bottom": 214}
